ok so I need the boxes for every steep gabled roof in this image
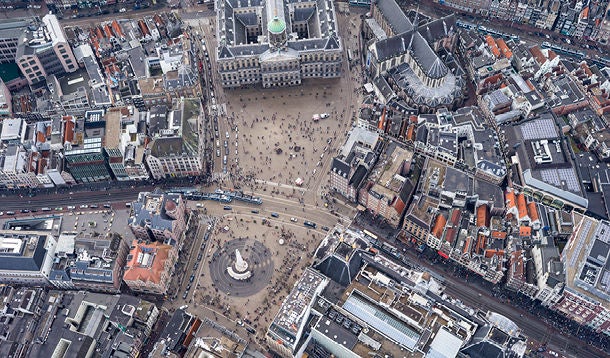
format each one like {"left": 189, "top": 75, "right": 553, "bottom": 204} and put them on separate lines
{"left": 516, "top": 193, "right": 528, "bottom": 220}
{"left": 325, "top": 35, "right": 340, "bottom": 50}
{"left": 218, "top": 45, "right": 233, "bottom": 59}
{"left": 375, "top": 0, "right": 413, "bottom": 34}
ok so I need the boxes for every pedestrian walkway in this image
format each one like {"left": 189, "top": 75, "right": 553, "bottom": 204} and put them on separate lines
{"left": 254, "top": 179, "right": 308, "bottom": 191}
{"left": 211, "top": 172, "right": 230, "bottom": 181}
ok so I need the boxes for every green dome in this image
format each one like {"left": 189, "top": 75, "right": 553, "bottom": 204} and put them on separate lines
{"left": 268, "top": 16, "right": 286, "bottom": 34}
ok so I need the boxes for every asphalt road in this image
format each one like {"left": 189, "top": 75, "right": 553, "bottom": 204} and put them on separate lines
{"left": 0, "top": 186, "right": 153, "bottom": 211}
{"left": 401, "top": 250, "right": 605, "bottom": 358}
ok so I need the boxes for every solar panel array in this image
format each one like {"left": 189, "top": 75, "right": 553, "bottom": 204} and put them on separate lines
{"left": 540, "top": 169, "right": 560, "bottom": 187}
{"left": 539, "top": 168, "right": 580, "bottom": 192}
{"left": 520, "top": 119, "right": 558, "bottom": 140}
{"left": 558, "top": 168, "right": 581, "bottom": 192}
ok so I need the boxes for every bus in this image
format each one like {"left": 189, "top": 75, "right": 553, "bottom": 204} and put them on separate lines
{"left": 303, "top": 221, "right": 317, "bottom": 229}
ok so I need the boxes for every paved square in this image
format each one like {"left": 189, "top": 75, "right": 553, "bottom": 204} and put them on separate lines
{"left": 189, "top": 214, "right": 323, "bottom": 334}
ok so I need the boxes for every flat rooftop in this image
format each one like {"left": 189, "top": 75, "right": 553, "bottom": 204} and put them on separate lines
{"left": 268, "top": 268, "right": 328, "bottom": 347}
{"left": 563, "top": 214, "right": 610, "bottom": 309}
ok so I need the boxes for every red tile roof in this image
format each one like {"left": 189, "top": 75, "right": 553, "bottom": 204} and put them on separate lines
{"left": 516, "top": 193, "right": 528, "bottom": 220}
{"left": 123, "top": 240, "right": 172, "bottom": 284}
{"left": 111, "top": 20, "right": 125, "bottom": 38}
{"left": 505, "top": 190, "right": 516, "bottom": 209}
{"left": 485, "top": 35, "right": 501, "bottom": 58}
{"left": 519, "top": 226, "right": 532, "bottom": 237}
{"left": 431, "top": 214, "right": 447, "bottom": 239}
{"left": 527, "top": 202, "right": 539, "bottom": 222}
{"left": 476, "top": 204, "right": 488, "bottom": 227}
{"left": 63, "top": 117, "right": 75, "bottom": 144}
{"left": 491, "top": 231, "right": 507, "bottom": 239}
{"left": 496, "top": 38, "right": 512, "bottom": 59}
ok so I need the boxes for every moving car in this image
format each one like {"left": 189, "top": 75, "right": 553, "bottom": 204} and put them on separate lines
{"left": 271, "top": 212, "right": 279, "bottom": 218}
{"left": 303, "top": 221, "right": 317, "bottom": 229}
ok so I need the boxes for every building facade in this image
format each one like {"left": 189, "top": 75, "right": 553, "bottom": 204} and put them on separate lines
{"left": 0, "top": 232, "right": 57, "bottom": 286}
{"left": 216, "top": 0, "right": 343, "bottom": 88}
{"left": 123, "top": 239, "right": 178, "bottom": 295}
{"left": 129, "top": 191, "right": 187, "bottom": 247}
{"left": 15, "top": 14, "right": 78, "bottom": 85}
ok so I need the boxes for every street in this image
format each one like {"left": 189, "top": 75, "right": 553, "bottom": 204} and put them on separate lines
{"left": 3, "top": 1, "right": 606, "bottom": 356}
{"left": 397, "top": 246, "right": 607, "bottom": 358}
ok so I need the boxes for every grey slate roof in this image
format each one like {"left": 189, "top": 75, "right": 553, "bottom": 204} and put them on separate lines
{"left": 129, "top": 192, "right": 181, "bottom": 235}
{"left": 218, "top": 45, "right": 233, "bottom": 59}
{"left": 148, "top": 105, "right": 168, "bottom": 136}
{"left": 373, "top": 31, "right": 414, "bottom": 62}
{"left": 235, "top": 12, "right": 258, "bottom": 27}
{"left": 325, "top": 35, "right": 340, "bottom": 50}
{"left": 288, "top": 38, "right": 327, "bottom": 52}
{"left": 293, "top": 8, "right": 315, "bottom": 22}
{"left": 230, "top": 44, "right": 269, "bottom": 57}
{"left": 331, "top": 158, "right": 350, "bottom": 178}
{"left": 350, "top": 165, "right": 368, "bottom": 187}
{"left": 375, "top": 0, "right": 413, "bottom": 34}
{"left": 417, "top": 14, "right": 456, "bottom": 44}
{"left": 410, "top": 33, "right": 448, "bottom": 79}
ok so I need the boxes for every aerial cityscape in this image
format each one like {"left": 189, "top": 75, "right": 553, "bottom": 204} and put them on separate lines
{"left": 0, "top": 0, "right": 609, "bottom": 357}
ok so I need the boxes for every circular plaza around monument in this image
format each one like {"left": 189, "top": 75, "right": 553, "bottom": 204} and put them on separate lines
{"left": 209, "top": 238, "right": 274, "bottom": 297}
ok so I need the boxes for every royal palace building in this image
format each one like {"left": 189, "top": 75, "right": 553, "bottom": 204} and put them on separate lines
{"left": 216, "top": 0, "right": 343, "bottom": 88}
